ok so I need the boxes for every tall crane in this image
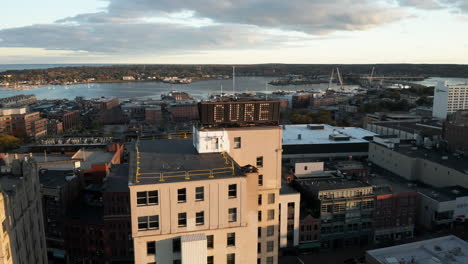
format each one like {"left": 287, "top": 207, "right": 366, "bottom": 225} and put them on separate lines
{"left": 327, "top": 68, "right": 335, "bottom": 91}
{"left": 336, "top": 67, "right": 344, "bottom": 92}
{"left": 368, "top": 66, "right": 375, "bottom": 88}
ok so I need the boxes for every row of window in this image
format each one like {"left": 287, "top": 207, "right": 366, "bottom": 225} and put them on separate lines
{"left": 257, "top": 225, "right": 275, "bottom": 238}
{"left": 258, "top": 209, "right": 275, "bottom": 221}
{"left": 258, "top": 193, "right": 275, "bottom": 205}
{"left": 138, "top": 207, "right": 238, "bottom": 231}
{"left": 257, "top": 241, "right": 275, "bottom": 253}
{"left": 137, "top": 184, "right": 239, "bottom": 206}
{"left": 146, "top": 233, "right": 237, "bottom": 256}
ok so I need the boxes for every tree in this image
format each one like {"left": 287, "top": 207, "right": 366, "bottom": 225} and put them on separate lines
{"left": 0, "top": 134, "right": 22, "bottom": 152}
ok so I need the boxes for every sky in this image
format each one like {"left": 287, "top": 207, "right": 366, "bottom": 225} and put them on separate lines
{"left": 0, "top": 0, "right": 467, "bottom": 64}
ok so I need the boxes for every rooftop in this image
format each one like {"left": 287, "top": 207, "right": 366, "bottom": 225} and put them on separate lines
{"left": 392, "top": 144, "right": 468, "bottom": 175}
{"left": 375, "top": 121, "right": 442, "bottom": 137}
{"left": 367, "top": 235, "right": 468, "bottom": 264}
{"left": 296, "top": 176, "right": 371, "bottom": 193}
{"left": 369, "top": 171, "right": 468, "bottom": 202}
{"left": 103, "top": 164, "right": 129, "bottom": 192}
{"left": 39, "top": 169, "right": 76, "bottom": 189}
{"left": 129, "top": 139, "right": 243, "bottom": 185}
{"left": 280, "top": 182, "right": 300, "bottom": 195}
{"left": 282, "top": 124, "right": 376, "bottom": 145}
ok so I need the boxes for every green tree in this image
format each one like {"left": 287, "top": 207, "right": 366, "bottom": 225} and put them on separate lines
{"left": 0, "top": 134, "right": 22, "bottom": 152}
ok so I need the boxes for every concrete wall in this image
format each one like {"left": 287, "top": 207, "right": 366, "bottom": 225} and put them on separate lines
{"left": 369, "top": 143, "right": 417, "bottom": 181}
{"left": 279, "top": 192, "right": 300, "bottom": 248}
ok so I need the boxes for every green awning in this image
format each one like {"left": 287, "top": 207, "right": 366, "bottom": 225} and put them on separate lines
{"left": 298, "top": 242, "right": 321, "bottom": 249}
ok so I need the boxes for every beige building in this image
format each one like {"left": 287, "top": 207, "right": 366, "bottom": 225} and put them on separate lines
{"left": 128, "top": 101, "right": 299, "bottom": 264}
{"left": 0, "top": 158, "right": 48, "bottom": 264}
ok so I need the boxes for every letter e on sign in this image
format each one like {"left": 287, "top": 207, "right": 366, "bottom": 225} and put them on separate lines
{"left": 259, "top": 103, "right": 269, "bottom": 121}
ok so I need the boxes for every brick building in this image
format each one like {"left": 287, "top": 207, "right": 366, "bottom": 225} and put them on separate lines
{"left": 0, "top": 108, "right": 47, "bottom": 138}
{"left": 169, "top": 102, "right": 199, "bottom": 121}
{"left": 47, "top": 110, "right": 81, "bottom": 131}
{"left": 91, "top": 97, "right": 120, "bottom": 110}
{"left": 145, "top": 106, "right": 163, "bottom": 125}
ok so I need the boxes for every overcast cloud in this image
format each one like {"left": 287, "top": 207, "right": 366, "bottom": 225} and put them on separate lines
{"left": 0, "top": 0, "right": 466, "bottom": 59}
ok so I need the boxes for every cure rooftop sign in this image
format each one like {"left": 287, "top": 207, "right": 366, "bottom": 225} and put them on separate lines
{"left": 199, "top": 101, "right": 280, "bottom": 125}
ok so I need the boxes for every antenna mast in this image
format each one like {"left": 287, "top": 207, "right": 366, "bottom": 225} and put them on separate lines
{"left": 232, "top": 66, "right": 236, "bottom": 93}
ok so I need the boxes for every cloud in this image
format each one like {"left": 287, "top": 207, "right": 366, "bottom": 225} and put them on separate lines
{"left": 102, "top": 0, "right": 406, "bottom": 33}
{"left": 398, "top": 0, "right": 441, "bottom": 9}
{"left": 398, "top": 0, "right": 468, "bottom": 12}
{"left": 2, "top": 0, "right": 465, "bottom": 59}
{"left": 0, "top": 23, "right": 306, "bottom": 54}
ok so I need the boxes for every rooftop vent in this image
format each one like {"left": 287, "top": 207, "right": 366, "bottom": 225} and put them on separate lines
{"left": 307, "top": 124, "right": 324, "bottom": 130}
{"left": 298, "top": 134, "right": 302, "bottom": 140}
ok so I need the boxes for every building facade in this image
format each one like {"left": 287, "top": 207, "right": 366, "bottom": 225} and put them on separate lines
{"left": 433, "top": 81, "right": 468, "bottom": 119}
{"left": 0, "top": 158, "right": 48, "bottom": 264}
{"left": 128, "top": 100, "right": 295, "bottom": 264}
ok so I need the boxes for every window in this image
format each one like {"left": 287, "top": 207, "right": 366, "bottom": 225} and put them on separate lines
{"left": 227, "top": 253, "right": 235, "bottom": 264}
{"left": 266, "top": 256, "right": 274, "bottom": 264}
{"left": 147, "top": 241, "right": 156, "bottom": 255}
{"left": 256, "top": 156, "right": 263, "bottom": 168}
{"left": 267, "top": 209, "right": 274, "bottom": 220}
{"left": 178, "top": 188, "right": 186, "bottom": 203}
{"left": 268, "top": 193, "right": 275, "bottom": 204}
{"left": 267, "top": 241, "right": 274, "bottom": 252}
{"left": 258, "top": 194, "right": 262, "bottom": 205}
{"left": 258, "top": 227, "right": 262, "bottom": 238}
{"left": 228, "top": 184, "right": 237, "bottom": 198}
{"left": 258, "top": 211, "right": 262, "bottom": 221}
{"left": 207, "top": 235, "right": 214, "bottom": 248}
{"left": 304, "top": 166, "right": 308, "bottom": 171}
{"left": 258, "top": 175, "right": 263, "bottom": 186}
{"left": 196, "top": 211, "right": 204, "bottom": 225}
{"left": 195, "top": 187, "right": 204, "bottom": 201}
{"left": 178, "top": 213, "right": 187, "bottom": 227}
{"left": 228, "top": 208, "right": 237, "bottom": 222}
{"left": 227, "top": 233, "right": 236, "bottom": 246}
{"left": 174, "top": 260, "right": 181, "bottom": 264}
{"left": 267, "top": 225, "right": 274, "bottom": 236}
{"left": 138, "top": 215, "right": 159, "bottom": 230}
{"left": 137, "top": 191, "right": 159, "bottom": 206}
{"left": 234, "top": 137, "right": 241, "bottom": 149}
{"left": 149, "top": 215, "right": 159, "bottom": 229}
{"left": 207, "top": 256, "right": 214, "bottom": 264}
{"left": 173, "top": 238, "right": 181, "bottom": 252}
{"left": 258, "top": 242, "right": 261, "bottom": 253}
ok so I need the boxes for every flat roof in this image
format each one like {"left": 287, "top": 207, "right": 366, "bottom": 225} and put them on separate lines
{"left": 368, "top": 170, "right": 468, "bottom": 201}
{"left": 367, "top": 235, "right": 468, "bottom": 264}
{"left": 296, "top": 176, "right": 371, "bottom": 193}
{"left": 129, "top": 139, "right": 244, "bottom": 185}
{"left": 103, "top": 164, "right": 129, "bottom": 192}
{"left": 72, "top": 149, "right": 115, "bottom": 170}
{"left": 392, "top": 144, "right": 468, "bottom": 175}
{"left": 374, "top": 121, "right": 442, "bottom": 136}
{"left": 282, "top": 124, "right": 376, "bottom": 145}
{"left": 39, "top": 169, "right": 76, "bottom": 188}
